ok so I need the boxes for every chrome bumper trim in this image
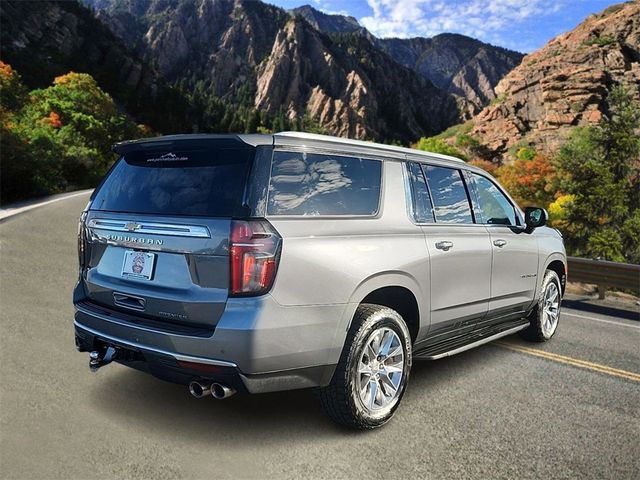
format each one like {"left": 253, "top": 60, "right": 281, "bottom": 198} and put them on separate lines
{"left": 88, "top": 218, "right": 210, "bottom": 238}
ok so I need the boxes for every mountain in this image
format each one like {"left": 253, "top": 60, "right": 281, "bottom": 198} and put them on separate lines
{"left": 2, "top": 0, "right": 522, "bottom": 143}
{"left": 377, "top": 35, "right": 524, "bottom": 117}
{"left": 82, "top": 0, "right": 458, "bottom": 142}
{"left": 291, "top": 5, "right": 523, "bottom": 116}
{"left": 291, "top": 5, "right": 362, "bottom": 34}
{"left": 0, "top": 0, "right": 192, "bottom": 133}
{"left": 466, "top": 1, "right": 640, "bottom": 161}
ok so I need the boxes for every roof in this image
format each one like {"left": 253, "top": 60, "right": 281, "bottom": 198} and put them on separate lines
{"left": 274, "top": 131, "right": 464, "bottom": 163}
{"left": 112, "top": 131, "right": 465, "bottom": 166}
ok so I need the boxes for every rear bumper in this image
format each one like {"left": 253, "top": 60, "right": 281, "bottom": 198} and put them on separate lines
{"left": 73, "top": 295, "right": 346, "bottom": 393}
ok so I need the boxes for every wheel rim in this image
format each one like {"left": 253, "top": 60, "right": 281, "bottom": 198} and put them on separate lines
{"left": 542, "top": 281, "right": 560, "bottom": 337}
{"left": 356, "top": 327, "right": 405, "bottom": 412}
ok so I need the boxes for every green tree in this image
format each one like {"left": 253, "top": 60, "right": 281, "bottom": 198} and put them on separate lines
{"left": 1, "top": 66, "right": 146, "bottom": 203}
{"left": 18, "top": 72, "right": 143, "bottom": 186}
{"left": 1, "top": 62, "right": 63, "bottom": 202}
{"left": 556, "top": 86, "right": 640, "bottom": 262}
{"left": 0, "top": 61, "right": 26, "bottom": 113}
{"left": 415, "top": 137, "right": 467, "bottom": 160}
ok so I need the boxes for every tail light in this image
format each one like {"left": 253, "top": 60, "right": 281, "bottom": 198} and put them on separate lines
{"left": 229, "top": 219, "right": 281, "bottom": 296}
{"left": 77, "top": 210, "right": 88, "bottom": 270}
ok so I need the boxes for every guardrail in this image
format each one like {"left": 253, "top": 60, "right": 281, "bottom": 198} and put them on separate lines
{"left": 568, "top": 256, "right": 640, "bottom": 298}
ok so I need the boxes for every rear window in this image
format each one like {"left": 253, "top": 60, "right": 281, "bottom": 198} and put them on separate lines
{"left": 91, "top": 148, "right": 253, "bottom": 217}
{"left": 267, "top": 151, "right": 382, "bottom": 216}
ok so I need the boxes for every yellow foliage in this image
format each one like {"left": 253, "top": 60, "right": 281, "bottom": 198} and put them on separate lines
{"left": 548, "top": 194, "right": 574, "bottom": 228}
{"left": 53, "top": 72, "right": 80, "bottom": 85}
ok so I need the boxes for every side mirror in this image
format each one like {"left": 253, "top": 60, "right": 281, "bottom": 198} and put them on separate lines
{"left": 524, "top": 207, "right": 548, "bottom": 232}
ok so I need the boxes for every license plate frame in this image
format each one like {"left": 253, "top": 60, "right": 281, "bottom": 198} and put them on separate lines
{"left": 121, "top": 250, "right": 156, "bottom": 281}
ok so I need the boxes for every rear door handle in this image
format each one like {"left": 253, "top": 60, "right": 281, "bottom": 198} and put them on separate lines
{"left": 493, "top": 239, "right": 507, "bottom": 248}
{"left": 435, "top": 241, "right": 454, "bottom": 251}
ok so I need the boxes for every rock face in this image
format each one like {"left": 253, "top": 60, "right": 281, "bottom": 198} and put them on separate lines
{"left": 291, "top": 5, "right": 362, "bottom": 34}
{"left": 469, "top": 2, "right": 640, "bottom": 160}
{"left": 0, "top": 0, "right": 152, "bottom": 92}
{"left": 291, "top": 5, "right": 523, "bottom": 117}
{"left": 378, "top": 34, "right": 523, "bottom": 117}
{"left": 1, "top": 0, "right": 524, "bottom": 142}
{"left": 254, "top": 18, "right": 457, "bottom": 140}
{"left": 83, "top": 0, "right": 458, "bottom": 142}
{"left": 0, "top": 0, "right": 192, "bottom": 133}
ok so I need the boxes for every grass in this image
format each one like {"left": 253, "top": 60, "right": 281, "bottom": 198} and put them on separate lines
{"left": 583, "top": 36, "right": 616, "bottom": 47}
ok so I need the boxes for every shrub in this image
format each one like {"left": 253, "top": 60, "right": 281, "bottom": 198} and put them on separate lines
{"left": 415, "top": 137, "right": 467, "bottom": 160}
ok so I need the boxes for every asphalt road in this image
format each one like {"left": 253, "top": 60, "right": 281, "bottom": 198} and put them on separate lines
{"left": 1, "top": 192, "right": 639, "bottom": 479}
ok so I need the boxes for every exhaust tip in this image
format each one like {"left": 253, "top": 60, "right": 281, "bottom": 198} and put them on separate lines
{"left": 189, "top": 381, "right": 211, "bottom": 399}
{"left": 211, "top": 383, "right": 236, "bottom": 399}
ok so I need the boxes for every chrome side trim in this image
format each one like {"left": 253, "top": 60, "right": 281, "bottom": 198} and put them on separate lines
{"left": 74, "top": 320, "right": 238, "bottom": 368}
{"left": 416, "top": 324, "right": 529, "bottom": 360}
{"left": 88, "top": 219, "right": 210, "bottom": 238}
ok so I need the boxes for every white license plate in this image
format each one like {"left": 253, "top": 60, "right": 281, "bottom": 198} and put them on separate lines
{"left": 121, "top": 250, "right": 156, "bottom": 280}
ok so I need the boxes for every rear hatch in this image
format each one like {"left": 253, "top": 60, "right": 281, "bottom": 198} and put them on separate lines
{"left": 78, "top": 137, "right": 257, "bottom": 332}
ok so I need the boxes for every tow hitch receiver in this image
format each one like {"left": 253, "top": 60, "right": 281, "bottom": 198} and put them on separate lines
{"left": 89, "top": 346, "right": 117, "bottom": 372}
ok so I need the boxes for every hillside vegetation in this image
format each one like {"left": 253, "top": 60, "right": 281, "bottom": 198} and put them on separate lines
{"left": 0, "top": 63, "right": 146, "bottom": 203}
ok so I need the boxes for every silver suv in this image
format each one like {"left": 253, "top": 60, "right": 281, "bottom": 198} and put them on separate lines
{"left": 74, "top": 132, "right": 566, "bottom": 429}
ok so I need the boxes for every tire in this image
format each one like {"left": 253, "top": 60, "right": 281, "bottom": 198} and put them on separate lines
{"left": 317, "top": 303, "right": 412, "bottom": 429}
{"left": 520, "top": 269, "right": 562, "bottom": 342}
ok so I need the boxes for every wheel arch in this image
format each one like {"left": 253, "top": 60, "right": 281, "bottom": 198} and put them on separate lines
{"left": 544, "top": 254, "right": 567, "bottom": 294}
{"left": 342, "top": 272, "right": 425, "bottom": 344}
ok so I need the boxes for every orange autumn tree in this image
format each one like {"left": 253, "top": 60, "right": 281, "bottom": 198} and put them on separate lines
{"left": 497, "top": 151, "right": 559, "bottom": 208}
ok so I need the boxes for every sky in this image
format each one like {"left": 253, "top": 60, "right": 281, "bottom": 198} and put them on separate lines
{"left": 268, "top": 0, "right": 621, "bottom": 52}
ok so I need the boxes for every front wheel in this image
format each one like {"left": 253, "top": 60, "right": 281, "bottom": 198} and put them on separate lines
{"left": 317, "top": 304, "right": 412, "bottom": 429}
{"left": 521, "top": 269, "right": 562, "bottom": 342}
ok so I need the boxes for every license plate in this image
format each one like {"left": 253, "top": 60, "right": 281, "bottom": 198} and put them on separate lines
{"left": 121, "top": 250, "right": 156, "bottom": 280}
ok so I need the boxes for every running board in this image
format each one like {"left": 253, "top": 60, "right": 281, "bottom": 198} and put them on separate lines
{"left": 414, "top": 323, "right": 529, "bottom": 360}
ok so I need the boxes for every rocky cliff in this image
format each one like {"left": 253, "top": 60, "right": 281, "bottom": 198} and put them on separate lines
{"left": 468, "top": 1, "right": 640, "bottom": 160}
{"left": 291, "top": 5, "right": 523, "bottom": 116}
{"left": 0, "top": 0, "right": 191, "bottom": 133}
{"left": 83, "top": 0, "right": 458, "bottom": 142}
{"left": 291, "top": 5, "right": 362, "bottom": 34}
{"left": 255, "top": 18, "right": 457, "bottom": 140}
{"left": 378, "top": 34, "right": 523, "bottom": 117}
{"left": 2, "top": 0, "right": 525, "bottom": 143}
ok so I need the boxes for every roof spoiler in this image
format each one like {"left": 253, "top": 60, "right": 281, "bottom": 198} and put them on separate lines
{"left": 112, "top": 134, "right": 273, "bottom": 155}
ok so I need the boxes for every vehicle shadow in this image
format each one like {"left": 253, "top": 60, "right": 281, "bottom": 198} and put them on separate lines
{"left": 562, "top": 297, "right": 639, "bottom": 321}
{"left": 88, "top": 340, "right": 508, "bottom": 446}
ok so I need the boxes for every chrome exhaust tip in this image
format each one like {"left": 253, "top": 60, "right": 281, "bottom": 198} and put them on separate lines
{"left": 211, "top": 383, "right": 236, "bottom": 399}
{"left": 188, "top": 381, "right": 211, "bottom": 399}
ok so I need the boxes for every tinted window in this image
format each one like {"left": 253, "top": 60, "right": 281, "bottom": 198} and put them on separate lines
{"left": 423, "top": 166, "right": 474, "bottom": 224}
{"left": 406, "top": 162, "right": 435, "bottom": 223}
{"left": 267, "top": 151, "right": 381, "bottom": 216}
{"left": 470, "top": 173, "right": 517, "bottom": 226}
{"left": 91, "top": 148, "right": 252, "bottom": 217}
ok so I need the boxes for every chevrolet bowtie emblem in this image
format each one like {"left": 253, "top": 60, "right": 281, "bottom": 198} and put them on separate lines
{"left": 125, "top": 222, "right": 140, "bottom": 232}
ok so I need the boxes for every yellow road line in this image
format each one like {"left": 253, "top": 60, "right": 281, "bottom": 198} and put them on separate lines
{"left": 496, "top": 341, "right": 640, "bottom": 382}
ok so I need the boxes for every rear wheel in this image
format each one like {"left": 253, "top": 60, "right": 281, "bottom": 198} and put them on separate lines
{"left": 317, "top": 304, "right": 412, "bottom": 429}
{"left": 521, "top": 270, "right": 562, "bottom": 342}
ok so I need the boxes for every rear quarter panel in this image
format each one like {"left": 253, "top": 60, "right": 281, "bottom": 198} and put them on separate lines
{"left": 266, "top": 161, "right": 430, "bottom": 347}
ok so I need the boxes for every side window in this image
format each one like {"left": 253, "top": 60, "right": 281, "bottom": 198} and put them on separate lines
{"left": 470, "top": 173, "right": 517, "bottom": 226}
{"left": 423, "top": 165, "right": 474, "bottom": 224}
{"left": 406, "top": 162, "right": 435, "bottom": 223}
{"left": 267, "top": 151, "right": 382, "bottom": 216}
